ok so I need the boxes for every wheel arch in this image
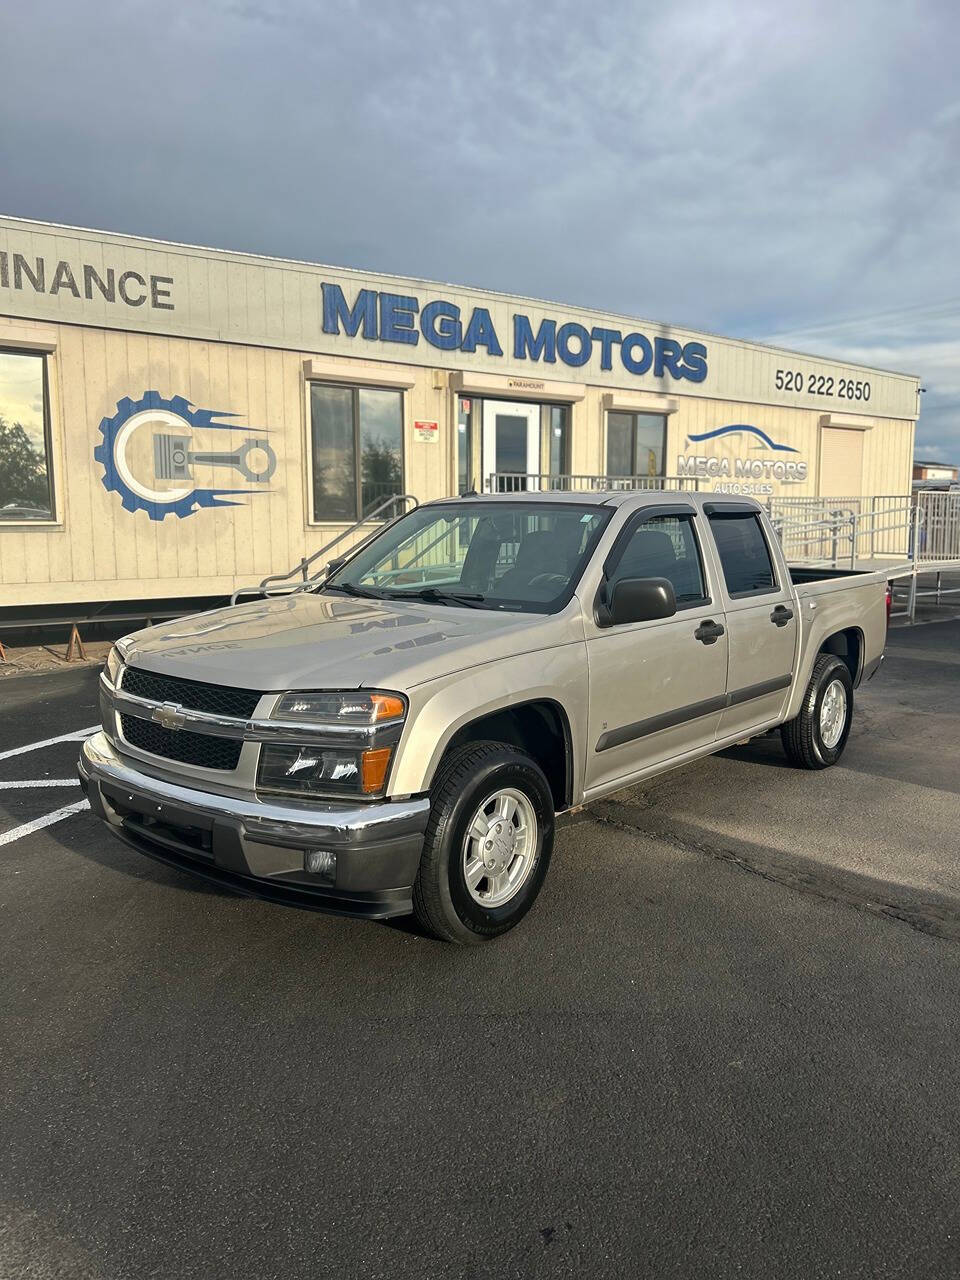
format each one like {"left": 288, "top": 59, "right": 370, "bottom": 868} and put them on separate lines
{"left": 819, "top": 626, "right": 864, "bottom": 686}
{"left": 431, "top": 698, "right": 575, "bottom": 812}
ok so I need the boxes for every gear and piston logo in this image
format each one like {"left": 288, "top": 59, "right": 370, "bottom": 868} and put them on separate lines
{"left": 94, "top": 390, "right": 278, "bottom": 520}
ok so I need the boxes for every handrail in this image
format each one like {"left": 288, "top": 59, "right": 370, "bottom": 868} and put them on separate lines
{"left": 767, "top": 493, "right": 960, "bottom": 598}
{"left": 229, "top": 494, "right": 418, "bottom": 605}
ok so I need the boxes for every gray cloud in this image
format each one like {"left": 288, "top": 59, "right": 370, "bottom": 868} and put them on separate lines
{"left": 1, "top": 0, "right": 958, "bottom": 455}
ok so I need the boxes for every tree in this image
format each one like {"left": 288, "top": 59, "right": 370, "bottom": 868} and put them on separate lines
{"left": 0, "top": 415, "right": 51, "bottom": 512}
{"left": 360, "top": 439, "right": 402, "bottom": 514}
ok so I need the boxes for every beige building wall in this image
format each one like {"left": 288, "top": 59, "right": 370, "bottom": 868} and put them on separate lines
{"left": 0, "top": 312, "right": 916, "bottom": 607}
{"left": 0, "top": 217, "right": 919, "bottom": 608}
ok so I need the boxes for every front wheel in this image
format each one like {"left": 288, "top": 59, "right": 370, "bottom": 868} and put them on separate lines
{"left": 412, "top": 741, "right": 555, "bottom": 944}
{"left": 780, "top": 653, "right": 854, "bottom": 769}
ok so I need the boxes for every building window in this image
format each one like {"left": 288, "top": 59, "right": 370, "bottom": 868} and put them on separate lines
{"left": 0, "top": 349, "right": 54, "bottom": 522}
{"left": 310, "top": 382, "right": 403, "bottom": 521}
{"left": 457, "top": 395, "right": 475, "bottom": 494}
{"left": 546, "top": 405, "right": 570, "bottom": 478}
{"left": 606, "top": 411, "right": 665, "bottom": 478}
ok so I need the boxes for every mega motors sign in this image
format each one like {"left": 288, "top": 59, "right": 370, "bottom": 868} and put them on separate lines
{"left": 677, "top": 424, "right": 809, "bottom": 496}
{"left": 318, "top": 283, "right": 708, "bottom": 384}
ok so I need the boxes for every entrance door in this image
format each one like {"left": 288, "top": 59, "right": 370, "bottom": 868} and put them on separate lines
{"left": 482, "top": 399, "right": 540, "bottom": 492}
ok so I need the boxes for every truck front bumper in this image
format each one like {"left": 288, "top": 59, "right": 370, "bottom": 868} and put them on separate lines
{"left": 78, "top": 732, "right": 430, "bottom": 919}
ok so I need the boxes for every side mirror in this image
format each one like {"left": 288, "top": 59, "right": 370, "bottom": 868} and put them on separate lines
{"left": 602, "top": 576, "right": 677, "bottom": 626}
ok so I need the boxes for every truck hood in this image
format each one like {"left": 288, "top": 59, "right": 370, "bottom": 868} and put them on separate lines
{"left": 119, "top": 592, "right": 580, "bottom": 692}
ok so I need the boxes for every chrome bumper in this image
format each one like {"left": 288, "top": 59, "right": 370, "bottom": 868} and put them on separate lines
{"left": 78, "top": 732, "right": 430, "bottom": 918}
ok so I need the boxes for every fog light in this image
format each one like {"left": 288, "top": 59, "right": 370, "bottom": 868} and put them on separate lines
{"left": 305, "top": 849, "right": 337, "bottom": 882}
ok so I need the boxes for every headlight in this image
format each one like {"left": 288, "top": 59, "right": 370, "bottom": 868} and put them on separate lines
{"left": 258, "top": 690, "right": 406, "bottom": 799}
{"left": 258, "top": 744, "right": 393, "bottom": 797}
{"left": 271, "top": 691, "right": 405, "bottom": 725}
{"left": 105, "top": 645, "right": 124, "bottom": 686}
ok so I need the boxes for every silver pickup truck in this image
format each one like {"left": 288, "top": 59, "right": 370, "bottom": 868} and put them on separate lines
{"left": 80, "top": 491, "right": 888, "bottom": 944}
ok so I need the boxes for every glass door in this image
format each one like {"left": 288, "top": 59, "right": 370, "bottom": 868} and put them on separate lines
{"left": 482, "top": 399, "right": 541, "bottom": 492}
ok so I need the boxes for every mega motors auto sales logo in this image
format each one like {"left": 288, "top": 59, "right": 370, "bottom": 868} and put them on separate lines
{"left": 677, "top": 423, "right": 808, "bottom": 489}
{"left": 94, "top": 390, "right": 277, "bottom": 520}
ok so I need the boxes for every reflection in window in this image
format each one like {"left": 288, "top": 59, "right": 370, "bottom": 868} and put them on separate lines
{"left": 708, "top": 512, "right": 777, "bottom": 595}
{"left": 457, "top": 396, "right": 474, "bottom": 494}
{"left": 606, "top": 411, "right": 665, "bottom": 478}
{"left": 0, "top": 350, "right": 54, "bottom": 521}
{"left": 325, "top": 501, "right": 611, "bottom": 613}
{"left": 310, "top": 382, "right": 403, "bottom": 521}
{"left": 608, "top": 514, "right": 706, "bottom": 603}
{"left": 547, "top": 405, "right": 569, "bottom": 480}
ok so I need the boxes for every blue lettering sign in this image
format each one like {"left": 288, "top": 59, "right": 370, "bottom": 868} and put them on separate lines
{"left": 514, "top": 315, "right": 556, "bottom": 363}
{"left": 322, "top": 283, "right": 378, "bottom": 338}
{"left": 590, "top": 327, "right": 622, "bottom": 371}
{"left": 556, "top": 321, "right": 592, "bottom": 368}
{"left": 421, "top": 300, "right": 462, "bottom": 350}
{"left": 621, "top": 332, "right": 653, "bottom": 375}
{"left": 682, "top": 341, "right": 708, "bottom": 384}
{"left": 654, "top": 337, "right": 684, "bottom": 380}
{"left": 461, "top": 307, "right": 502, "bottom": 356}
{"left": 379, "top": 292, "right": 419, "bottom": 345}
{"left": 316, "top": 284, "right": 707, "bottom": 383}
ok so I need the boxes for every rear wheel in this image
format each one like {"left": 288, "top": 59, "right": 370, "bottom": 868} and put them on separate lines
{"left": 412, "top": 741, "right": 555, "bottom": 944}
{"left": 780, "top": 653, "right": 854, "bottom": 769}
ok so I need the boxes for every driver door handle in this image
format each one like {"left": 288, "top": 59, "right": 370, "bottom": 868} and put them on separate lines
{"left": 694, "top": 619, "right": 725, "bottom": 645}
{"left": 771, "top": 605, "right": 794, "bottom": 627}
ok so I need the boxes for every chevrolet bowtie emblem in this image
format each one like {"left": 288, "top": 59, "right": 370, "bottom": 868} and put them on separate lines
{"left": 152, "top": 702, "right": 186, "bottom": 731}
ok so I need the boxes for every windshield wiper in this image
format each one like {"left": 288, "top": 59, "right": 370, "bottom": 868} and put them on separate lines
{"left": 320, "top": 580, "right": 381, "bottom": 600}
{"left": 383, "top": 587, "right": 487, "bottom": 608}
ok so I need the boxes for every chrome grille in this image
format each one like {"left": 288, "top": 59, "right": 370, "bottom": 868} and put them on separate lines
{"left": 120, "top": 714, "right": 243, "bottom": 771}
{"left": 121, "top": 667, "right": 261, "bottom": 719}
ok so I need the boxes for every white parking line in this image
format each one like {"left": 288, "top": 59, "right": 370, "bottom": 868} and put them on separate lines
{"left": 0, "top": 726, "right": 99, "bottom": 762}
{"left": 0, "top": 779, "right": 81, "bottom": 790}
{"left": 0, "top": 800, "right": 90, "bottom": 847}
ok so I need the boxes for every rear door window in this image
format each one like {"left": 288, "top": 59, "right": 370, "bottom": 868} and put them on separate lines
{"left": 708, "top": 512, "right": 777, "bottom": 596}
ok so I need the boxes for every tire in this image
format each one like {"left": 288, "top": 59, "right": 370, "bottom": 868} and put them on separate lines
{"left": 780, "top": 653, "right": 854, "bottom": 770}
{"left": 412, "top": 741, "right": 555, "bottom": 944}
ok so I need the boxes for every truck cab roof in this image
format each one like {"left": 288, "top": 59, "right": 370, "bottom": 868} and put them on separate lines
{"left": 429, "top": 490, "right": 763, "bottom": 513}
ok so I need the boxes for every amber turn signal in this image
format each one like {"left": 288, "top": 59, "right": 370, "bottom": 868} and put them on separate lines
{"left": 370, "top": 694, "right": 406, "bottom": 722}
{"left": 361, "top": 747, "right": 393, "bottom": 793}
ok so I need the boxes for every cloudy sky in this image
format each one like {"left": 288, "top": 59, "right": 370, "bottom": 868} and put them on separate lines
{"left": 2, "top": 0, "right": 958, "bottom": 457}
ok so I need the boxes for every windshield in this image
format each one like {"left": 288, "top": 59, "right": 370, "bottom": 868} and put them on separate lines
{"left": 323, "top": 501, "right": 612, "bottom": 613}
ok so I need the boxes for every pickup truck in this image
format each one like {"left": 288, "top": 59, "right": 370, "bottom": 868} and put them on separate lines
{"left": 79, "top": 491, "right": 889, "bottom": 944}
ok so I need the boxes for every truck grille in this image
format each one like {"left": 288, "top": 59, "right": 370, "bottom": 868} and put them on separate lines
{"left": 121, "top": 667, "right": 261, "bottom": 719}
{"left": 120, "top": 714, "right": 244, "bottom": 771}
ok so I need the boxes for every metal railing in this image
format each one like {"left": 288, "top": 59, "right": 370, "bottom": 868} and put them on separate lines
{"left": 229, "top": 493, "right": 418, "bottom": 605}
{"left": 765, "top": 492, "right": 960, "bottom": 569}
{"left": 766, "top": 496, "right": 912, "bottom": 568}
{"left": 486, "top": 473, "right": 701, "bottom": 493}
{"left": 766, "top": 491, "right": 960, "bottom": 622}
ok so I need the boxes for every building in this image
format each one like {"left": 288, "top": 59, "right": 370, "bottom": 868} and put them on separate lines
{"left": 0, "top": 216, "right": 921, "bottom": 610}
{"left": 913, "top": 459, "right": 958, "bottom": 488}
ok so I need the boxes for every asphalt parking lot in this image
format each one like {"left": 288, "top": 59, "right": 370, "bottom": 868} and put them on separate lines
{"left": 3, "top": 621, "right": 960, "bottom": 1279}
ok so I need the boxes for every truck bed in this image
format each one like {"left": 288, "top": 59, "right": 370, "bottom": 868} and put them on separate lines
{"left": 788, "top": 565, "right": 879, "bottom": 584}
